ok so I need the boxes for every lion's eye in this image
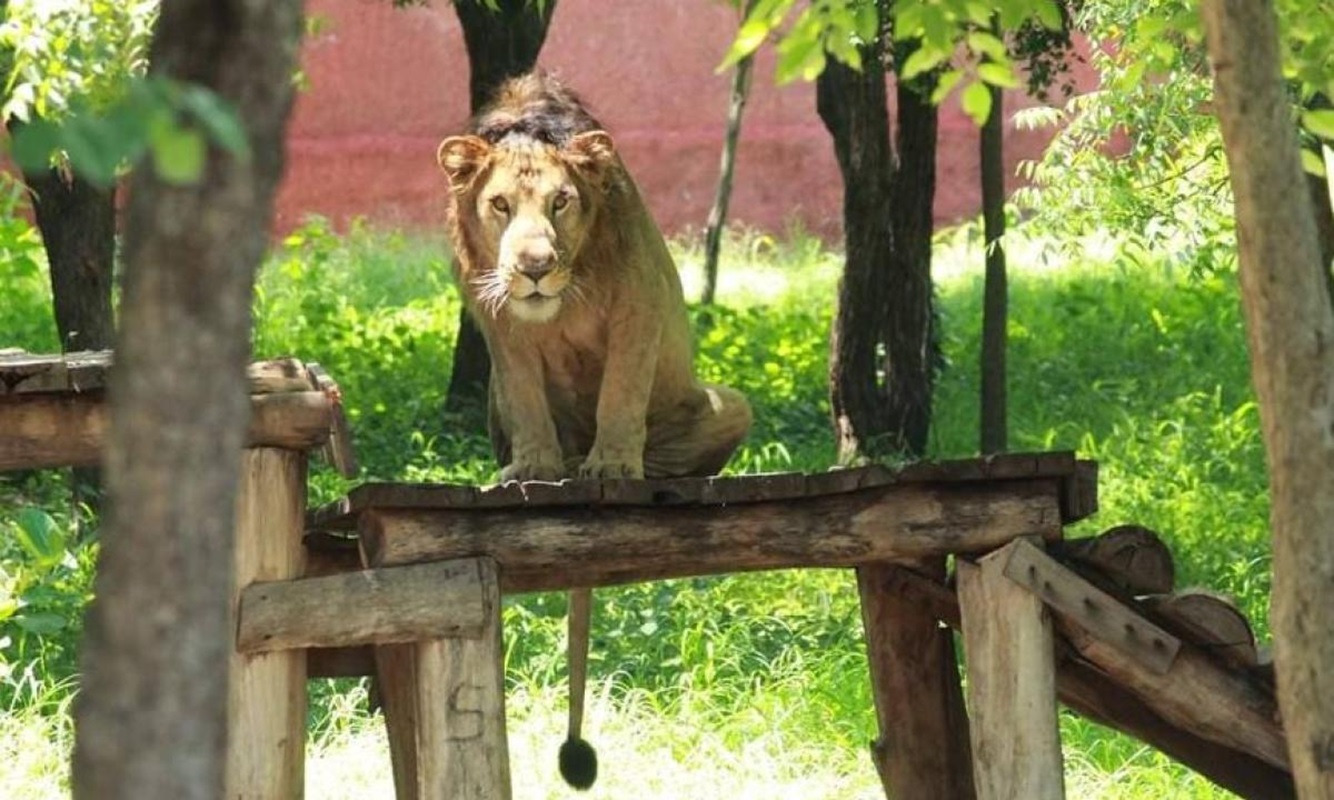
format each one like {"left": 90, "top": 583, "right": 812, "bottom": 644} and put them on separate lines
{"left": 552, "top": 192, "right": 570, "bottom": 213}
{"left": 489, "top": 196, "right": 510, "bottom": 216}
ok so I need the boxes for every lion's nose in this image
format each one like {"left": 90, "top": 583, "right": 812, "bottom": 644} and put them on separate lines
{"left": 519, "top": 260, "right": 555, "bottom": 284}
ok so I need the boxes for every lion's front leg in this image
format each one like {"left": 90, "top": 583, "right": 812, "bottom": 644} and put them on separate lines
{"left": 578, "top": 311, "right": 661, "bottom": 480}
{"left": 490, "top": 345, "right": 565, "bottom": 482}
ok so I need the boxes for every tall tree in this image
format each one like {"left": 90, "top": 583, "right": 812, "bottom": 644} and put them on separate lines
{"left": 818, "top": 21, "right": 939, "bottom": 461}
{"left": 71, "top": 0, "right": 303, "bottom": 797}
{"left": 702, "top": 0, "right": 758, "bottom": 306}
{"left": 445, "top": 0, "right": 559, "bottom": 418}
{"left": 1202, "top": 0, "right": 1334, "bottom": 795}
{"left": 978, "top": 67, "right": 1007, "bottom": 455}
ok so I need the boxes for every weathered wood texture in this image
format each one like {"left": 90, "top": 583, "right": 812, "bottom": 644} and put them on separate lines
{"left": 226, "top": 448, "right": 308, "bottom": 799}
{"left": 0, "top": 353, "right": 349, "bottom": 472}
{"left": 888, "top": 567, "right": 1294, "bottom": 799}
{"left": 1050, "top": 524, "right": 1175, "bottom": 596}
{"left": 858, "top": 561, "right": 974, "bottom": 800}
{"left": 377, "top": 560, "right": 511, "bottom": 800}
{"left": 958, "top": 540, "right": 1065, "bottom": 800}
{"left": 1003, "top": 539, "right": 1181, "bottom": 675}
{"left": 1142, "top": 590, "right": 1259, "bottom": 671}
{"left": 358, "top": 481, "right": 1066, "bottom": 589}
{"left": 237, "top": 559, "right": 489, "bottom": 653}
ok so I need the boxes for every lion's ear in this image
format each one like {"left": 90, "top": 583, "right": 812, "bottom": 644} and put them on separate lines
{"left": 566, "top": 130, "right": 617, "bottom": 178}
{"left": 438, "top": 135, "right": 490, "bottom": 190}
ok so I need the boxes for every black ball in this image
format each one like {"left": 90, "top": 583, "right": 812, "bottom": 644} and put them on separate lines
{"left": 558, "top": 736, "right": 598, "bottom": 790}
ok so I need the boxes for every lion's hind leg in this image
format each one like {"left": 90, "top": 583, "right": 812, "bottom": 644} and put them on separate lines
{"left": 643, "top": 384, "right": 752, "bottom": 479}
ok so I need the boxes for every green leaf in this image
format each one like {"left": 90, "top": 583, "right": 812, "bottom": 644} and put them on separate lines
{"left": 15, "top": 509, "right": 64, "bottom": 566}
{"left": 1300, "top": 148, "right": 1327, "bottom": 177}
{"left": 722, "top": 16, "right": 772, "bottom": 70}
{"left": 966, "top": 31, "right": 1008, "bottom": 63}
{"left": 1303, "top": 109, "right": 1334, "bottom": 141}
{"left": 179, "top": 86, "right": 251, "bottom": 159}
{"left": 1034, "top": 0, "right": 1062, "bottom": 30}
{"left": 960, "top": 80, "right": 993, "bottom": 126}
{"left": 16, "top": 612, "right": 67, "bottom": 635}
{"left": 9, "top": 119, "right": 61, "bottom": 171}
{"left": 931, "top": 68, "right": 966, "bottom": 104}
{"left": 901, "top": 47, "right": 947, "bottom": 80}
{"left": 978, "top": 62, "right": 1022, "bottom": 89}
{"left": 150, "top": 122, "right": 207, "bottom": 185}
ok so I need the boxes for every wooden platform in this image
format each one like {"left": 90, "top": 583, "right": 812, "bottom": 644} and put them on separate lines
{"left": 305, "top": 451, "right": 1098, "bottom": 592}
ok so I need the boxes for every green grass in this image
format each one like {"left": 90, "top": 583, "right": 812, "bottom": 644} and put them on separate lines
{"left": 0, "top": 217, "right": 1269, "bottom": 798}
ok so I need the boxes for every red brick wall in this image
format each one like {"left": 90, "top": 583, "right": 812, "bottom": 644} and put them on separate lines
{"left": 276, "top": 0, "right": 1095, "bottom": 237}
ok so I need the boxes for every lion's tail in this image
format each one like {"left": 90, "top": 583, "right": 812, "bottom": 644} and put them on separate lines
{"left": 559, "top": 587, "right": 598, "bottom": 790}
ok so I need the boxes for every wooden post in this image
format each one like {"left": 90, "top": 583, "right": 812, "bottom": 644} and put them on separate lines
{"left": 958, "top": 539, "right": 1064, "bottom": 800}
{"left": 858, "top": 560, "right": 975, "bottom": 800}
{"left": 377, "top": 559, "right": 511, "bottom": 800}
{"left": 227, "top": 447, "right": 308, "bottom": 798}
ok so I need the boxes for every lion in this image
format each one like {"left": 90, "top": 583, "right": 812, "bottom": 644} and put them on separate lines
{"left": 437, "top": 71, "right": 752, "bottom": 789}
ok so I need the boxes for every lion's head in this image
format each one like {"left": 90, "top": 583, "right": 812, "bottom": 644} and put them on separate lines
{"left": 438, "top": 130, "right": 617, "bottom": 324}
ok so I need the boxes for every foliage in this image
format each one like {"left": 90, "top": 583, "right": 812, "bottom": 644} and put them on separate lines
{"left": 0, "top": 175, "right": 55, "bottom": 351}
{"left": 0, "top": 220, "right": 1274, "bottom": 795}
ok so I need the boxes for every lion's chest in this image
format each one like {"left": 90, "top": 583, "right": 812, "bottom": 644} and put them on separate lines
{"left": 536, "top": 318, "right": 607, "bottom": 411}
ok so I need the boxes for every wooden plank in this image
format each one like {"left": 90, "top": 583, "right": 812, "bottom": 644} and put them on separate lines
{"left": 418, "top": 559, "right": 511, "bottom": 800}
{"left": 1003, "top": 538, "right": 1181, "bottom": 675}
{"left": 0, "top": 393, "right": 107, "bottom": 470}
{"left": 858, "top": 560, "right": 974, "bottom": 800}
{"left": 237, "top": 559, "right": 489, "bottom": 653}
{"left": 958, "top": 540, "right": 1065, "bottom": 800}
{"left": 1060, "top": 461, "right": 1099, "bottom": 522}
{"left": 226, "top": 448, "right": 308, "bottom": 799}
{"left": 377, "top": 642, "right": 423, "bottom": 800}
{"left": 306, "top": 363, "right": 359, "bottom": 478}
{"left": 1, "top": 391, "right": 333, "bottom": 472}
{"left": 359, "top": 481, "right": 1067, "bottom": 588}
{"left": 0, "top": 352, "right": 309, "bottom": 396}
{"left": 1051, "top": 524, "right": 1175, "bottom": 596}
{"left": 1056, "top": 609, "right": 1288, "bottom": 770}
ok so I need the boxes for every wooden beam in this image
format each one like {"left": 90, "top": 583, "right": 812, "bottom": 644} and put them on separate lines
{"left": 359, "top": 481, "right": 1065, "bottom": 585}
{"left": 859, "top": 561, "right": 974, "bottom": 800}
{"left": 226, "top": 448, "right": 308, "bottom": 799}
{"left": 887, "top": 565, "right": 1294, "bottom": 797}
{"left": 1003, "top": 538, "right": 1181, "bottom": 675}
{"left": 958, "top": 540, "right": 1065, "bottom": 800}
{"left": 237, "top": 559, "right": 489, "bottom": 653}
{"left": 0, "top": 391, "right": 332, "bottom": 471}
{"left": 377, "top": 559, "right": 511, "bottom": 800}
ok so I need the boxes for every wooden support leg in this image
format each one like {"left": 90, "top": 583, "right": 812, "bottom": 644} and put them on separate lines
{"left": 857, "top": 560, "right": 975, "bottom": 800}
{"left": 958, "top": 540, "right": 1065, "bottom": 800}
{"left": 377, "top": 559, "right": 511, "bottom": 800}
{"left": 227, "top": 448, "right": 308, "bottom": 798}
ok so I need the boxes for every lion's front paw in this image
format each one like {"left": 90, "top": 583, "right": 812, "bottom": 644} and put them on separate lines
{"left": 578, "top": 450, "right": 645, "bottom": 480}
{"left": 501, "top": 454, "right": 566, "bottom": 483}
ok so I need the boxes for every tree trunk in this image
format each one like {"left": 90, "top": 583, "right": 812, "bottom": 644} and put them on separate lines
{"left": 1202, "top": 2, "right": 1334, "bottom": 796}
{"left": 980, "top": 76, "right": 1007, "bottom": 455}
{"left": 818, "top": 44, "right": 896, "bottom": 464}
{"left": 71, "top": 1, "right": 304, "bottom": 798}
{"left": 885, "top": 74, "right": 940, "bottom": 458}
{"left": 6, "top": 129, "right": 119, "bottom": 525}
{"left": 701, "top": 0, "right": 757, "bottom": 306}
{"left": 446, "top": 0, "right": 559, "bottom": 418}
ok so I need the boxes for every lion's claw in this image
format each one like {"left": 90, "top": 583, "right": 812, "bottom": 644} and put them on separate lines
{"left": 577, "top": 457, "right": 644, "bottom": 480}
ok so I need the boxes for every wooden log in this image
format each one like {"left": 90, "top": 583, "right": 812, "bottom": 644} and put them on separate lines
{"left": 305, "top": 362, "right": 359, "bottom": 477}
{"left": 377, "top": 559, "right": 510, "bottom": 800}
{"left": 226, "top": 448, "right": 308, "bottom": 799}
{"left": 0, "top": 393, "right": 107, "bottom": 470}
{"left": 247, "top": 391, "right": 333, "bottom": 450}
{"left": 887, "top": 566, "right": 1294, "bottom": 797}
{"left": 359, "top": 481, "right": 1066, "bottom": 583}
{"left": 237, "top": 558, "right": 489, "bottom": 653}
{"left": 858, "top": 561, "right": 974, "bottom": 800}
{"left": 0, "top": 352, "right": 309, "bottom": 396}
{"left": 1003, "top": 538, "right": 1181, "bottom": 675}
{"left": 1057, "top": 601, "right": 1287, "bottom": 770}
{"left": 1051, "top": 524, "right": 1175, "bottom": 596}
{"left": 247, "top": 357, "right": 313, "bottom": 394}
{"left": 958, "top": 540, "right": 1065, "bottom": 800}
{"left": 1, "top": 390, "right": 332, "bottom": 471}
{"left": 1141, "top": 589, "right": 1259, "bottom": 671}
